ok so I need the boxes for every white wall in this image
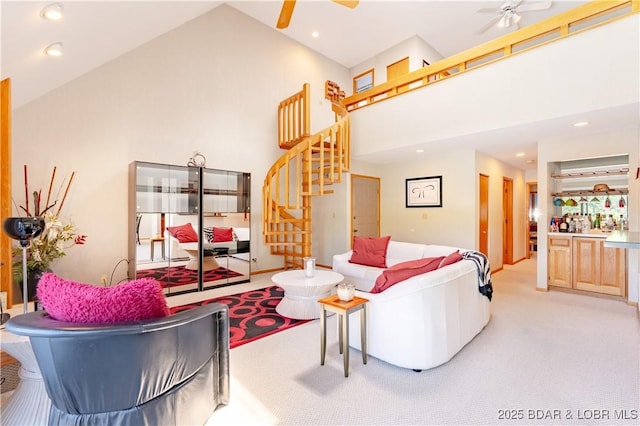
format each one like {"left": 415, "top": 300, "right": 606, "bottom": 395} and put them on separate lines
{"left": 476, "top": 152, "right": 527, "bottom": 267}
{"left": 376, "top": 149, "right": 477, "bottom": 249}
{"left": 11, "top": 5, "right": 351, "bottom": 284}
{"left": 349, "top": 15, "right": 639, "bottom": 160}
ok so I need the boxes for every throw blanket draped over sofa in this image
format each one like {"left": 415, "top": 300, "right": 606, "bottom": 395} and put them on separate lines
{"left": 333, "top": 239, "right": 492, "bottom": 371}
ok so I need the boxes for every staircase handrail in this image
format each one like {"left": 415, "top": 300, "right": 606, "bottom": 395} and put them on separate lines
{"left": 263, "top": 107, "right": 349, "bottom": 227}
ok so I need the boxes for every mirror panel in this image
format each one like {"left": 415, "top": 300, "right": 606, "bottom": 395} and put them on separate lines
{"left": 129, "top": 162, "right": 250, "bottom": 295}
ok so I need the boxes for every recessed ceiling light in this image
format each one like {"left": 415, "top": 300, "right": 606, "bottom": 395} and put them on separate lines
{"left": 526, "top": 159, "right": 536, "bottom": 164}
{"left": 516, "top": 152, "right": 525, "bottom": 157}
{"left": 44, "top": 42, "right": 63, "bottom": 57}
{"left": 41, "top": 3, "right": 64, "bottom": 21}
{"left": 311, "top": 31, "right": 319, "bottom": 38}
{"left": 573, "top": 121, "right": 589, "bottom": 127}
{"left": 416, "top": 149, "right": 424, "bottom": 153}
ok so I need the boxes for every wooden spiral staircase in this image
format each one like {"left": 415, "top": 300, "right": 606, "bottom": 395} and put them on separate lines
{"left": 263, "top": 81, "right": 350, "bottom": 269}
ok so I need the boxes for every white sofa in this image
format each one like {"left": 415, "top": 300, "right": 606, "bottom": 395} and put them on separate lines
{"left": 165, "top": 226, "right": 250, "bottom": 260}
{"left": 332, "top": 241, "right": 491, "bottom": 371}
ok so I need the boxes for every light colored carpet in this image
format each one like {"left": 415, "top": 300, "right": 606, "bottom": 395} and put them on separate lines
{"left": 207, "top": 258, "right": 640, "bottom": 425}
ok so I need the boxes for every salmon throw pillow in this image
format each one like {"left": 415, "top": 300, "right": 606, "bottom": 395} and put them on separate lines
{"left": 349, "top": 236, "right": 391, "bottom": 268}
{"left": 166, "top": 223, "right": 198, "bottom": 243}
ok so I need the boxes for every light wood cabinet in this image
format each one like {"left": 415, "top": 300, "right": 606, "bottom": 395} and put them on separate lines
{"left": 548, "top": 236, "right": 572, "bottom": 288}
{"left": 573, "top": 237, "right": 626, "bottom": 296}
{"left": 548, "top": 235, "right": 626, "bottom": 297}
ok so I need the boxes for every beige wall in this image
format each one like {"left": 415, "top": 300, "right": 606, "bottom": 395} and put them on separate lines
{"left": 11, "top": 5, "right": 351, "bottom": 283}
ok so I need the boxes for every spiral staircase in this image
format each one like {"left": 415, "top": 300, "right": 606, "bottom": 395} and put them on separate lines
{"left": 263, "top": 81, "right": 350, "bottom": 269}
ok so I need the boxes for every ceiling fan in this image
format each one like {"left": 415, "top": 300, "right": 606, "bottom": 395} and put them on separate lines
{"left": 277, "top": 0, "right": 359, "bottom": 29}
{"left": 476, "top": 1, "right": 552, "bottom": 34}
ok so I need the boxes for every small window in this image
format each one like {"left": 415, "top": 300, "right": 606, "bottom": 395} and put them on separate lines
{"left": 353, "top": 69, "right": 374, "bottom": 94}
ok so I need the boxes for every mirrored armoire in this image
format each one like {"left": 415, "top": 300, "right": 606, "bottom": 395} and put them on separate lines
{"left": 129, "top": 161, "right": 251, "bottom": 295}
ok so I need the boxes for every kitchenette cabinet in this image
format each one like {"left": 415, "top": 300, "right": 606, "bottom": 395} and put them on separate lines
{"left": 548, "top": 235, "right": 572, "bottom": 288}
{"left": 548, "top": 233, "right": 627, "bottom": 297}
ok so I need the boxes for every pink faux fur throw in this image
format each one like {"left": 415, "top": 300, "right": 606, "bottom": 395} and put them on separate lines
{"left": 37, "top": 273, "right": 170, "bottom": 323}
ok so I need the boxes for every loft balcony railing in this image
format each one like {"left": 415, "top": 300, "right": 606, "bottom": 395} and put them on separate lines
{"left": 344, "top": 0, "right": 638, "bottom": 112}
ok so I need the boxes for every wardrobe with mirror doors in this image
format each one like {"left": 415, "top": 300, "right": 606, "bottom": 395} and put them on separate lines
{"left": 128, "top": 161, "right": 251, "bottom": 295}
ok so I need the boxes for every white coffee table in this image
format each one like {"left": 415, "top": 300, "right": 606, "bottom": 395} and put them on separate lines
{"left": 271, "top": 270, "right": 344, "bottom": 320}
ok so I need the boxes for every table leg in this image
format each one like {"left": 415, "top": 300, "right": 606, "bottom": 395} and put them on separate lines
{"left": 361, "top": 305, "right": 367, "bottom": 364}
{"left": 150, "top": 241, "right": 155, "bottom": 261}
{"left": 338, "top": 314, "right": 343, "bottom": 355}
{"left": 320, "top": 305, "right": 326, "bottom": 366}
{"left": 342, "top": 312, "right": 349, "bottom": 377}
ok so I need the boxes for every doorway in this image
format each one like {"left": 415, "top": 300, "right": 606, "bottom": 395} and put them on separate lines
{"left": 479, "top": 174, "right": 489, "bottom": 256}
{"left": 526, "top": 182, "right": 538, "bottom": 258}
{"left": 503, "top": 177, "right": 514, "bottom": 265}
{"left": 351, "top": 174, "right": 380, "bottom": 243}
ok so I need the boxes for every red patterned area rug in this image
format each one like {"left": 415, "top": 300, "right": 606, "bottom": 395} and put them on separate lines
{"left": 136, "top": 266, "right": 242, "bottom": 288}
{"left": 170, "top": 286, "right": 310, "bottom": 348}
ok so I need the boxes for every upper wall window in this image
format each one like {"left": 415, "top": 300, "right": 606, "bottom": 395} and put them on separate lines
{"left": 353, "top": 69, "right": 374, "bottom": 94}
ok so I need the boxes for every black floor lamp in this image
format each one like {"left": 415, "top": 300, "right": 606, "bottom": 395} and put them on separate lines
{"left": 3, "top": 217, "right": 45, "bottom": 314}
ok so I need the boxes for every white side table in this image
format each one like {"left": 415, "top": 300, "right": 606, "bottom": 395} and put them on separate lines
{"left": 271, "top": 270, "right": 344, "bottom": 319}
{"left": 0, "top": 329, "right": 51, "bottom": 425}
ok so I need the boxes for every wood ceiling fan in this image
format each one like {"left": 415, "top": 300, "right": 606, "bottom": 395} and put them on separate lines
{"left": 277, "top": 0, "right": 359, "bottom": 29}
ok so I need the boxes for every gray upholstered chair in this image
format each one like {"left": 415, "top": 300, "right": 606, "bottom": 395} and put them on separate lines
{"left": 6, "top": 303, "right": 229, "bottom": 425}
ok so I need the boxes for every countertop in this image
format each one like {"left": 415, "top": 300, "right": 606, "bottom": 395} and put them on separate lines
{"left": 548, "top": 230, "right": 611, "bottom": 238}
{"left": 603, "top": 231, "right": 640, "bottom": 249}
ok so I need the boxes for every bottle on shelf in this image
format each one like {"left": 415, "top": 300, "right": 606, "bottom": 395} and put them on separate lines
{"left": 581, "top": 215, "right": 590, "bottom": 234}
{"left": 559, "top": 216, "right": 568, "bottom": 233}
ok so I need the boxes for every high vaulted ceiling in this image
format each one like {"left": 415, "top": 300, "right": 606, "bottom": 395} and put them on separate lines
{"left": 3, "top": 0, "right": 633, "bottom": 171}
{"left": 1, "top": 0, "right": 587, "bottom": 109}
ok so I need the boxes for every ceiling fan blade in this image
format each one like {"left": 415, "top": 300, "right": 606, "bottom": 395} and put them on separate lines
{"left": 475, "top": 15, "right": 502, "bottom": 34}
{"left": 517, "top": 1, "right": 552, "bottom": 13}
{"left": 332, "top": 0, "right": 359, "bottom": 8}
{"left": 477, "top": 7, "right": 500, "bottom": 13}
{"left": 277, "top": 0, "right": 296, "bottom": 29}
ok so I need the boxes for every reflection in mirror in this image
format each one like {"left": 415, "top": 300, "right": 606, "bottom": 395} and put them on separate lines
{"left": 130, "top": 162, "right": 250, "bottom": 296}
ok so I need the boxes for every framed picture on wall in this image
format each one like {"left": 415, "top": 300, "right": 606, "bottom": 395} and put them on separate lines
{"left": 406, "top": 176, "right": 442, "bottom": 208}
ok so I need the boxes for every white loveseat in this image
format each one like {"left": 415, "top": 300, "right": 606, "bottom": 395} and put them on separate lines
{"left": 332, "top": 241, "right": 491, "bottom": 371}
{"left": 165, "top": 226, "right": 250, "bottom": 260}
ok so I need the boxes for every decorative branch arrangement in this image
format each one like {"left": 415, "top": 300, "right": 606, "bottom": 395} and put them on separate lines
{"left": 13, "top": 165, "right": 86, "bottom": 275}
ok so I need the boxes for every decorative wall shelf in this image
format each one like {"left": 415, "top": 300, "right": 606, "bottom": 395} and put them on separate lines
{"left": 550, "top": 168, "right": 629, "bottom": 179}
{"left": 551, "top": 189, "right": 628, "bottom": 197}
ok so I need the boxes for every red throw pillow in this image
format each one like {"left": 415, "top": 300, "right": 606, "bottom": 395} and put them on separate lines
{"left": 439, "top": 250, "right": 462, "bottom": 268}
{"left": 213, "top": 227, "right": 233, "bottom": 242}
{"left": 166, "top": 223, "right": 198, "bottom": 243}
{"left": 371, "top": 256, "right": 444, "bottom": 294}
{"left": 349, "top": 236, "right": 391, "bottom": 268}
{"left": 37, "top": 273, "right": 170, "bottom": 323}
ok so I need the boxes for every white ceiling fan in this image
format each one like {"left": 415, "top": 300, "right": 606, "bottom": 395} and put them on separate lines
{"left": 276, "top": 0, "right": 359, "bottom": 29}
{"left": 476, "top": 1, "right": 552, "bottom": 34}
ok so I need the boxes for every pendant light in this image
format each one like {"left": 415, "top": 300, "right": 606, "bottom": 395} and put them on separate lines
{"left": 619, "top": 196, "right": 625, "bottom": 208}
{"left": 604, "top": 196, "right": 611, "bottom": 208}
